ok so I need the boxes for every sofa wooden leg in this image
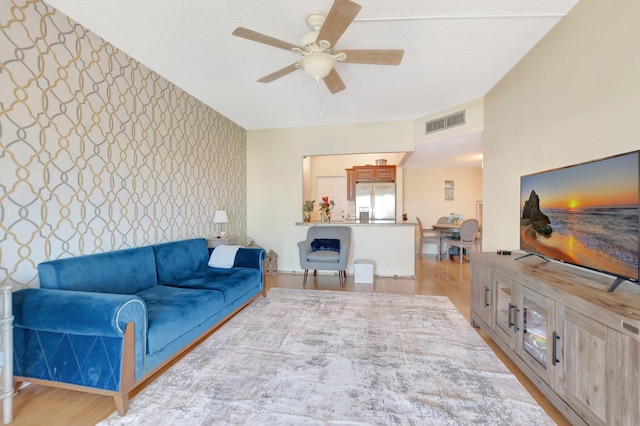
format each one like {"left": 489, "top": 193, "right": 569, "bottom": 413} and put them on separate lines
{"left": 313, "top": 270, "right": 317, "bottom": 277}
{"left": 13, "top": 381, "right": 22, "bottom": 395}
{"left": 115, "top": 322, "right": 135, "bottom": 416}
{"left": 303, "top": 269, "right": 308, "bottom": 286}
{"left": 339, "top": 271, "right": 344, "bottom": 288}
{"left": 114, "top": 393, "right": 129, "bottom": 416}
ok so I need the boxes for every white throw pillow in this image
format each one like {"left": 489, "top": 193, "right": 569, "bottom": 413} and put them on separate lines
{"left": 208, "top": 245, "right": 241, "bottom": 268}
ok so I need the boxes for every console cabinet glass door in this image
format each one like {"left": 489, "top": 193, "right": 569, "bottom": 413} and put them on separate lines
{"left": 518, "top": 287, "right": 555, "bottom": 385}
{"left": 493, "top": 272, "right": 519, "bottom": 348}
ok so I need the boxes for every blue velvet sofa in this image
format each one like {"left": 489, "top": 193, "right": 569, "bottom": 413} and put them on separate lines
{"left": 12, "top": 238, "right": 265, "bottom": 415}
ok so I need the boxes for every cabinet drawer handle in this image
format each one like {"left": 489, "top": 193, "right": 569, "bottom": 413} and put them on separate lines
{"left": 484, "top": 287, "right": 490, "bottom": 307}
{"left": 514, "top": 307, "right": 520, "bottom": 332}
{"left": 552, "top": 332, "right": 560, "bottom": 366}
{"left": 508, "top": 303, "right": 514, "bottom": 328}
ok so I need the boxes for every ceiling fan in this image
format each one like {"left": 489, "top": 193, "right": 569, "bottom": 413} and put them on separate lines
{"left": 232, "top": 0, "right": 404, "bottom": 94}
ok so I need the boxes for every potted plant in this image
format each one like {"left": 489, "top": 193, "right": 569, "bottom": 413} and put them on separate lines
{"left": 302, "top": 199, "right": 315, "bottom": 222}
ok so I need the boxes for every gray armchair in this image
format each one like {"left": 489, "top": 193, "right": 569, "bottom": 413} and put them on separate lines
{"left": 298, "top": 226, "right": 351, "bottom": 287}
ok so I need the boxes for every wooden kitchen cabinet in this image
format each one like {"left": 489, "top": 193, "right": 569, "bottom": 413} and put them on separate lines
{"left": 354, "top": 167, "right": 375, "bottom": 181}
{"left": 471, "top": 252, "right": 640, "bottom": 426}
{"left": 346, "top": 168, "right": 355, "bottom": 201}
{"left": 353, "top": 165, "right": 395, "bottom": 182}
{"left": 374, "top": 166, "right": 396, "bottom": 181}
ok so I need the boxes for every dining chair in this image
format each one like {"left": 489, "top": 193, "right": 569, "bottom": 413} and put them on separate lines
{"left": 475, "top": 225, "right": 483, "bottom": 251}
{"left": 434, "top": 216, "right": 456, "bottom": 260}
{"left": 446, "top": 219, "right": 480, "bottom": 263}
{"left": 416, "top": 217, "right": 440, "bottom": 259}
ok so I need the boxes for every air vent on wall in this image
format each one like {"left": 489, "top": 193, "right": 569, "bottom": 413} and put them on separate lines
{"left": 425, "top": 110, "right": 466, "bottom": 135}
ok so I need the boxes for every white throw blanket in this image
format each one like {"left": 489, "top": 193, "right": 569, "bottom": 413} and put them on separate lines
{"left": 207, "top": 245, "right": 241, "bottom": 268}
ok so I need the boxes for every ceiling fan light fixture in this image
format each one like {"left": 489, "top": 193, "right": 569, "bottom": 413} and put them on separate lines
{"left": 299, "top": 52, "right": 336, "bottom": 80}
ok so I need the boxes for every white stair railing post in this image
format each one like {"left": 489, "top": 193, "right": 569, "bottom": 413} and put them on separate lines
{"left": 0, "top": 286, "right": 13, "bottom": 424}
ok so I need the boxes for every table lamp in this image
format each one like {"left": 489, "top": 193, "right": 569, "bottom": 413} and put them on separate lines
{"left": 213, "top": 210, "right": 229, "bottom": 238}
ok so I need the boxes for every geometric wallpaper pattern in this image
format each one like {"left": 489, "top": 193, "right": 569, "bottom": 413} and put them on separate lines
{"left": 0, "top": 0, "right": 247, "bottom": 290}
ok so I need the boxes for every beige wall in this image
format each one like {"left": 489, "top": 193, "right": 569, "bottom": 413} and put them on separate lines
{"left": 247, "top": 121, "right": 414, "bottom": 272}
{"left": 404, "top": 167, "right": 483, "bottom": 254}
{"left": 247, "top": 117, "right": 483, "bottom": 271}
{"left": 483, "top": 0, "right": 640, "bottom": 251}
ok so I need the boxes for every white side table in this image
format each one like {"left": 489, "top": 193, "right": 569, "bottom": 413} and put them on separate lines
{"left": 207, "top": 237, "right": 239, "bottom": 248}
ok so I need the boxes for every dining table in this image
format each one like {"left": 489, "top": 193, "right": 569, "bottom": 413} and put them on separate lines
{"left": 432, "top": 223, "right": 461, "bottom": 260}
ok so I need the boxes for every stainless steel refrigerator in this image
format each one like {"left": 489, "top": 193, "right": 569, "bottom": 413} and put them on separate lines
{"left": 355, "top": 181, "right": 396, "bottom": 222}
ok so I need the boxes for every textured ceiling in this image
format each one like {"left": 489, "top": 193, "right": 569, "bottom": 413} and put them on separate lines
{"left": 43, "top": 0, "right": 580, "bottom": 166}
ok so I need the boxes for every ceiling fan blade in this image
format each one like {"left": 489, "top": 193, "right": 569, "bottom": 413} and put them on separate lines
{"left": 316, "top": 0, "right": 362, "bottom": 48}
{"left": 323, "top": 68, "right": 346, "bottom": 94}
{"left": 232, "top": 27, "right": 299, "bottom": 51}
{"left": 340, "top": 49, "right": 405, "bottom": 65}
{"left": 257, "top": 63, "right": 299, "bottom": 83}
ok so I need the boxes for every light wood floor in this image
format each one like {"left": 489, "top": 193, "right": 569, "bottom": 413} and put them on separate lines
{"left": 9, "top": 256, "right": 569, "bottom": 425}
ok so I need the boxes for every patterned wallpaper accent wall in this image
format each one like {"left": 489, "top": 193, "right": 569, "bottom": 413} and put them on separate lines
{"left": 0, "top": 0, "right": 247, "bottom": 289}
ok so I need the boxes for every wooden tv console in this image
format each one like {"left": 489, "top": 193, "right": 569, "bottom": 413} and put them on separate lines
{"left": 470, "top": 252, "right": 640, "bottom": 426}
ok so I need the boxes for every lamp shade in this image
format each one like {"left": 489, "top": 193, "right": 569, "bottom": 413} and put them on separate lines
{"left": 213, "top": 210, "right": 229, "bottom": 224}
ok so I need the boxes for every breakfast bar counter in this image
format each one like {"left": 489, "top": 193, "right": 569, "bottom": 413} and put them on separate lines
{"left": 296, "top": 221, "right": 415, "bottom": 278}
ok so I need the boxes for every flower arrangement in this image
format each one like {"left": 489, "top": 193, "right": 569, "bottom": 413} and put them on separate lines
{"left": 448, "top": 212, "right": 463, "bottom": 224}
{"left": 302, "top": 200, "right": 315, "bottom": 222}
{"left": 318, "top": 196, "right": 335, "bottom": 222}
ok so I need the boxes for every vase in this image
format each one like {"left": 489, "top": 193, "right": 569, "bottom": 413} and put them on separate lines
{"left": 321, "top": 212, "right": 331, "bottom": 223}
{"left": 303, "top": 212, "right": 311, "bottom": 222}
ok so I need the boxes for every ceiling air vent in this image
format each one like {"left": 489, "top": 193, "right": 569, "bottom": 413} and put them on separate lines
{"left": 425, "top": 110, "right": 466, "bottom": 135}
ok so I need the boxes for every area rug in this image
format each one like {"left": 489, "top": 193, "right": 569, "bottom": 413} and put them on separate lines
{"left": 99, "top": 288, "right": 554, "bottom": 425}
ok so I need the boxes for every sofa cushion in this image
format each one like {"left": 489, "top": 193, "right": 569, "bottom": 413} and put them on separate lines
{"left": 135, "top": 285, "right": 225, "bottom": 355}
{"left": 152, "top": 238, "right": 209, "bottom": 285}
{"left": 311, "top": 238, "right": 340, "bottom": 252}
{"left": 306, "top": 250, "right": 340, "bottom": 262}
{"left": 163, "top": 268, "right": 261, "bottom": 303}
{"left": 38, "top": 247, "right": 158, "bottom": 294}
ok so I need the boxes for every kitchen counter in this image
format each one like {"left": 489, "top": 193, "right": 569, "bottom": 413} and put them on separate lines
{"left": 296, "top": 221, "right": 416, "bottom": 277}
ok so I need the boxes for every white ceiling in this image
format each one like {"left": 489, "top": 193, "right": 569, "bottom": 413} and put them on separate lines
{"left": 44, "top": 0, "right": 580, "bottom": 166}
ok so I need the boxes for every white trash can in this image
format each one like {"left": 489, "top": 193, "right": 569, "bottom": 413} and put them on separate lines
{"left": 354, "top": 260, "right": 374, "bottom": 284}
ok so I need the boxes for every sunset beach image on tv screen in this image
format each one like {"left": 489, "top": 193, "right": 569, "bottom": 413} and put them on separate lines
{"left": 520, "top": 151, "right": 640, "bottom": 281}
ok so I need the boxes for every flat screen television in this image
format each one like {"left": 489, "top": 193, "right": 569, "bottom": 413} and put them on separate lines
{"left": 519, "top": 150, "right": 640, "bottom": 292}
